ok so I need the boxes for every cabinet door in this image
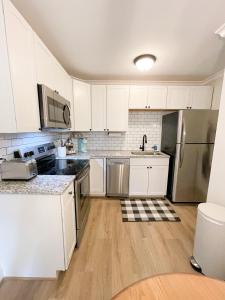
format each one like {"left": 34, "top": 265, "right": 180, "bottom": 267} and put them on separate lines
{"left": 35, "top": 35, "right": 56, "bottom": 90}
{"left": 3, "top": 0, "right": 40, "bottom": 132}
{"left": 0, "top": 2, "right": 16, "bottom": 133}
{"left": 129, "top": 86, "right": 148, "bottom": 109}
{"left": 148, "top": 86, "right": 167, "bottom": 109}
{"left": 73, "top": 80, "right": 91, "bottom": 131}
{"left": 106, "top": 85, "right": 129, "bottom": 131}
{"left": 190, "top": 86, "right": 213, "bottom": 109}
{"left": 90, "top": 158, "right": 105, "bottom": 195}
{"left": 61, "top": 183, "right": 76, "bottom": 269}
{"left": 167, "top": 86, "right": 191, "bottom": 109}
{"left": 91, "top": 85, "right": 107, "bottom": 131}
{"left": 148, "top": 166, "right": 168, "bottom": 196}
{"left": 129, "top": 166, "right": 149, "bottom": 196}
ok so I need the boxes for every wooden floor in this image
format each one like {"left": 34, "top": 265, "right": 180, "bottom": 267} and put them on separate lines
{"left": 0, "top": 198, "right": 197, "bottom": 300}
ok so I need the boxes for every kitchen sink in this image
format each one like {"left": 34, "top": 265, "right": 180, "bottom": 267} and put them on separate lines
{"left": 131, "top": 151, "right": 163, "bottom": 156}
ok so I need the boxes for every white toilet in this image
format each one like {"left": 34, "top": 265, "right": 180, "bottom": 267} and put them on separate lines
{"left": 192, "top": 202, "right": 225, "bottom": 280}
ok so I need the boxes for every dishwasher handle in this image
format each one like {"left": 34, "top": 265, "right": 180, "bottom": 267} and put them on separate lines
{"left": 107, "top": 158, "right": 130, "bottom": 166}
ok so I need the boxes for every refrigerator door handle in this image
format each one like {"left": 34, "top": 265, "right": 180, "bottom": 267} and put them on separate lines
{"left": 179, "top": 119, "right": 186, "bottom": 168}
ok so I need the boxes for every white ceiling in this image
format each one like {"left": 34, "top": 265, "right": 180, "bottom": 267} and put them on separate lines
{"left": 11, "top": 0, "right": 225, "bottom": 81}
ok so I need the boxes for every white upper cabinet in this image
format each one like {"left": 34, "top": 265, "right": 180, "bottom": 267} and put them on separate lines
{"left": 3, "top": 0, "right": 40, "bottom": 132}
{"left": 34, "top": 35, "right": 72, "bottom": 102}
{"left": 148, "top": 86, "right": 167, "bottom": 109}
{"left": 73, "top": 80, "right": 91, "bottom": 131}
{"left": 190, "top": 86, "right": 213, "bottom": 109}
{"left": 129, "top": 86, "right": 148, "bottom": 109}
{"left": 91, "top": 85, "right": 107, "bottom": 131}
{"left": 129, "top": 86, "right": 167, "bottom": 109}
{"left": 167, "top": 86, "right": 191, "bottom": 109}
{"left": 0, "top": 1, "right": 16, "bottom": 132}
{"left": 106, "top": 85, "right": 129, "bottom": 131}
{"left": 35, "top": 36, "right": 56, "bottom": 92}
{"left": 167, "top": 86, "right": 213, "bottom": 110}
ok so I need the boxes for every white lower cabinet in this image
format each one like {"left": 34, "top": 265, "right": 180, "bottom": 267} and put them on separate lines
{"left": 90, "top": 158, "right": 105, "bottom": 196}
{"left": 129, "top": 158, "right": 169, "bottom": 197}
{"left": 0, "top": 182, "right": 76, "bottom": 278}
{"left": 61, "top": 183, "right": 76, "bottom": 269}
{"left": 129, "top": 166, "right": 149, "bottom": 196}
{"left": 148, "top": 166, "right": 169, "bottom": 196}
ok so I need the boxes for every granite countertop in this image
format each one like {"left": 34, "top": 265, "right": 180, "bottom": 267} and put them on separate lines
{"left": 58, "top": 150, "right": 170, "bottom": 159}
{"left": 0, "top": 175, "right": 75, "bottom": 195}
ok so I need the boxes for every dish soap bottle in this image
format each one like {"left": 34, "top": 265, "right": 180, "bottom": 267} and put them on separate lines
{"left": 152, "top": 145, "right": 158, "bottom": 155}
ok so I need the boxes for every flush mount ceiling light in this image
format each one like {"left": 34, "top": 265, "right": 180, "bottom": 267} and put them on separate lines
{"left": 215, "top": 23, "right": 225, "bottom": 38}
{"left": 133, "top": 54, "right": 157, "bottom": 71}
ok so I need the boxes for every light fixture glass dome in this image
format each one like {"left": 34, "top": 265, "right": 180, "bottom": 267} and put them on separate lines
{"left": 134, "top": 54, "right": 156, "bottom": 71}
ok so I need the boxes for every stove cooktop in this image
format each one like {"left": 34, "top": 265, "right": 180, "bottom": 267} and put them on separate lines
{"left": 37, "top": 158, "right": 89, "bottom": 177}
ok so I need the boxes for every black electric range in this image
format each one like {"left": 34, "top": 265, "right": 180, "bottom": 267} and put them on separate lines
{"left": 36, "top": 154, "right": 89, "bottom": 178}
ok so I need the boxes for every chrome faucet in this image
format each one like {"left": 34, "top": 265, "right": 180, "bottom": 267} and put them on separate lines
{"left": 140, "top": 134, "right": 147, "bottom": 151}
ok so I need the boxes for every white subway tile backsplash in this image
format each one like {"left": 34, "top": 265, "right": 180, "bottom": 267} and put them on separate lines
{"left": 0, "top": 132, "right": 62, "bottom": 159}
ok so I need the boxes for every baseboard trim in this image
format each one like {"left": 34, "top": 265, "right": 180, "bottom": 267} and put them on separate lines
{"left": 90, "top": 193, "right": 106, "bottom": 197}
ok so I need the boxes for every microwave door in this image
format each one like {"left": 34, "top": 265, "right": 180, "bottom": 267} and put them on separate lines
{"left": 54, "top": 92, "right": 71, "bottom": 129}
{"left": 38, "top": 85, "right": 56, "bottom": 128}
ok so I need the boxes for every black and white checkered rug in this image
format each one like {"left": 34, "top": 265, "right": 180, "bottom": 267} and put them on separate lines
{"left": 120, "top": 198, "right": 181, "bottom": 222}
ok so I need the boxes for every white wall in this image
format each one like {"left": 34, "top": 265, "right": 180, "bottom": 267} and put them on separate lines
{"left": 207, "top": 71, "right": 225, "bottom": 206}
{"left": 210, "top": 76, "right": 224, "bottom": 110}
{"left": 0, "top": 264, "right": 3, "bottom": 282}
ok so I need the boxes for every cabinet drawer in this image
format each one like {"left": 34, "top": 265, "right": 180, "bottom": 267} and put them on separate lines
{"left": 130, "top": 157, "right": 169, "bottom": 166}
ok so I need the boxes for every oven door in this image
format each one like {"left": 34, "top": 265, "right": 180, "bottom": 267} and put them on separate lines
{"left": 75, "top": 167, "right": 90, "bottom": 232}
{"left": 38, "top": 84, "right": 56, "bottom": 128}
{"left": 54, "top": 92, "right": 71, "bottom": 129}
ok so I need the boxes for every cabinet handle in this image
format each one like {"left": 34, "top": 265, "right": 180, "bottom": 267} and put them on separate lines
{"left": 148, "top": 106, "right": 151, "bottom": 109}
{"left": 150, "top": 166, "right": 152, "bottom": 169}
{"left": 107, "top": 129, "right": 109, "bottom": 131}
{"left": 145, "top": 105, "right": 147, "bottom": 108}
{"left": 68, "top": 191, "right": 73, "bottom": 195}
{"left": 147, "top": 166, "right": 149, "bottom": 169}
{"left": 90, "top": 129, "right": 92, "bottom": 131}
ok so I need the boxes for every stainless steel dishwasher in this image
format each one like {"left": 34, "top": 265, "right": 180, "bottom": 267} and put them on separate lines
{"left": 106, "top": 158, "right": 130, "bottom": 197}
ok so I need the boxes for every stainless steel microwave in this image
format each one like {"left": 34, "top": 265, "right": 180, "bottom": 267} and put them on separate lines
{"left": 38, "top": 84, "right": 71, "bottom": 129}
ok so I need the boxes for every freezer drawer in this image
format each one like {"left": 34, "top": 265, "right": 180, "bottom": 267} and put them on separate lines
{"left": 106, "top": 158, "right": 130, "bottom": 197}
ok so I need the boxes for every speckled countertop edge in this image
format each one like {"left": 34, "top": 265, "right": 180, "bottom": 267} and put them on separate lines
{"left": 57, "top": 150, "right": 170, "bottom": 159}
{"left": 0, "top": 175, "right": 75, "bottom": 195}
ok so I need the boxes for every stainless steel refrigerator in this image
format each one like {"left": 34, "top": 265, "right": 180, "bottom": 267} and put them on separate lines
{"left": 161, "top": 110, "right": 218, "bottom": 203}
